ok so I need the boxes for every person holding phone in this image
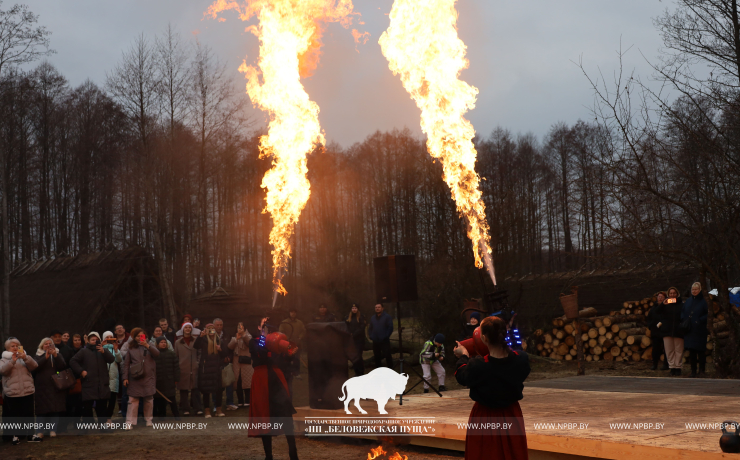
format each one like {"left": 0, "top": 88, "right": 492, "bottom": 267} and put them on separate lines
{"left": 195, "top": 323, "right": 228, "bottom": 418}
{"left": 1, "top": 337, "right": 40, "bottom": 444}
{"left": 100, "top": 331, "right": 122, "bottom": 425}
{"left": 122, "top": 328, "right": 160, "bottom": 428}
{"left": 656, "top": 286, "right": 685, "bottom": 376}
{"left": 33, "top": 337, "right": 67, "bottom": 439}
{"left": 228, "top": 322, "right": 254, "bottom": 408}
{"left": 646, "top": 292, "right": 669, "bottom": 371}
{"left": 69, "top": 332, "right": 115, "bottom": 429}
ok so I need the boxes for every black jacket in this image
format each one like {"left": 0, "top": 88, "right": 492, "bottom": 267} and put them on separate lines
{"left": 153, "top": 348, "right": 181, "bottom": 397}
{"left": 455, "top": 350, "right": 530, "bottom": 409}
{"left": 69, "top": 344, "right": 115, "bottom": 401}
{"left": 194, "top": 336, "right": 228, "bottom": 393}
{"left": 656, "top": 298, "right": 684, "bottom": 338}
{"left": 345, "top": 313, "right": 367, "bottom": 343}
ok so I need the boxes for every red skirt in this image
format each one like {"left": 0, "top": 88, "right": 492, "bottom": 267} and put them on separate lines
{"left": 465, "top": 401, "right": 528, "bottom": 460}
{"left": 249, "top": 365, "right": 292, "bottom": 437}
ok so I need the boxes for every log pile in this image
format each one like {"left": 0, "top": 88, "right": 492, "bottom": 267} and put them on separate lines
{"left": 529, "top": 297, "right": 727, "bottom": 365}
{"left": 530, "top": 298, "right": 656, "bottom": 363}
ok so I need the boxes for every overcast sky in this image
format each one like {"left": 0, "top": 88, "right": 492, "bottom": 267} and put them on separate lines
{"left": 21, "top": 0, "right": 674, "bottom": 147}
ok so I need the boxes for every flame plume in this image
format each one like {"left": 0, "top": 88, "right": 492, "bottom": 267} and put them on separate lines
{"left": 379, "top": 0, "right": 496, "bottom": 285}
{"left": 208, "top": 0, "right": 357, "bottom": 300}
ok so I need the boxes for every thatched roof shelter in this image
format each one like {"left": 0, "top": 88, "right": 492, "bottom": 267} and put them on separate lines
{"left": 8, "top": 247, "right": 163, "bottom": 346}
{"left": 186, "top": 287, "right": 288, "bottom": 335}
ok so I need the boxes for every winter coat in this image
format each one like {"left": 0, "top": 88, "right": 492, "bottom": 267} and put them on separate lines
{"left": 33, "top": 350, "right": 67, "bottom": 415}
{"left": 69, "top": 344, "right": 114, "bottom": 401}
{"left": 149, "top": 336, "right": 174, "bottom": 352}
{"left": 419, "top": 339, "right": 445, "bottom": 365}
{"left": 61, "top": 344, "right": 82, "bottom": 366}
{"left": 368, "top": 312, "right": 394, "bottom": 342}
{"left": 194, "top": 335, "right": 227, "bottom": 393}
{"left": 122, "top": 343, "right": 160, "bottom": 398}
{"left": 0, "top": 351, "right": 38, "bottom": 397}
{"left": 656, "top": 299, "right": 684, "bottom": 338}
{"left": 228, "top": 333, "right": 254, "bottom": 389}
{"left": 153, "top": 348, "right": 180, "bottom": 397}
{"left": 345, "top": 313, "right": 367, "bottom": 345}
{"left": 103, "top": 344, "right": 122, "bottom": 393}
{"left": 175, "top": 336, "right": 199, "bottom": 391}
{"left": 646, "top": 304, "right": 662, "bottom": 339}
{"left": 279, "top": 318, "right": 306, "bottom": 343}
{"left": 682, "top": 294, "right": 709, "bottom": 351}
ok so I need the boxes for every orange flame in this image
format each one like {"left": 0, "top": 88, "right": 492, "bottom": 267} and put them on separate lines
{"left": 207, "top": 0, "right": 357, "bottom": 297}
{"left": 379, "top": 0, "right": 496, "bottom": 284}
{"left": 368, "top": 446, "right": 386, "bottom": 459}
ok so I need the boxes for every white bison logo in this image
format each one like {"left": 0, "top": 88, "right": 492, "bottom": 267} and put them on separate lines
{"left": 338, "top": 367, "right": 409, "bottom": 414}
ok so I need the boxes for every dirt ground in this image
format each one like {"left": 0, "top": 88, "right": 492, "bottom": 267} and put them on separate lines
{"left": 0, "top": 434, "right": 464, "bottom": 460}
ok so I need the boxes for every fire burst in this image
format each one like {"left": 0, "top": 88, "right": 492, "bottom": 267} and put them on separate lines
{"left": 207, "top": 0, "right": 357, "bottom": 300}
{"left": 379, "top": 0, "right": 496, "bottom": 284}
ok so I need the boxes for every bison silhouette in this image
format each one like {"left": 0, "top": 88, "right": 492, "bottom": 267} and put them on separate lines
{"left": 338, "top": 367, "right": 409, "bottom": 414}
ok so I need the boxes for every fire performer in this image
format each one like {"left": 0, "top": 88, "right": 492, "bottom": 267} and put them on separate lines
{"left": 454, "top": 316, "right": 530, "bottom": 459}
{"left": 249, "top": 318, "right": 298, "bottom": 460}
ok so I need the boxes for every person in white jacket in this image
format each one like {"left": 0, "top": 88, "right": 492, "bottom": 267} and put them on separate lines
{"left": 101, "top": 331, "right": 123, "bottom": 424}
{"left": 1, "top": 337, "right": 41, "bottom": 444}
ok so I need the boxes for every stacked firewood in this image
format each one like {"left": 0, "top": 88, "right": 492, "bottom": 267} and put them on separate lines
{"left": 530, "top": 299, "right": 656, "bottom": 362}
{"left": 529, "top": 298, "right": 728, "bottom": 364}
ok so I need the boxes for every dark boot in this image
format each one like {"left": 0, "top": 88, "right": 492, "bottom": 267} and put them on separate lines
{"left": 661, "top": 361, "right": 669, "bottom": 370}
{"left": 261, "top": 436, "right": 273, "bottom": 460}
{"left": 650, "top": 362, "right": 658, "bottom": 370}
{"left": 287, "top": 435, "right": 299, "bottom": 460}
{"left": 439, "top": 385, "right": 447, "bottom": 392}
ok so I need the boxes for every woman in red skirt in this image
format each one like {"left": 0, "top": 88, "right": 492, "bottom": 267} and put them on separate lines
{"left": 249, "top": 319, "right": 298, "bottom": 460}
{"left": 454, "top": 316, "right": 531, "bottom": 460}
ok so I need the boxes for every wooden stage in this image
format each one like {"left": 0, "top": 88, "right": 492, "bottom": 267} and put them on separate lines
{"left": 295, "top": 376, "right": 740, "bottom": 459}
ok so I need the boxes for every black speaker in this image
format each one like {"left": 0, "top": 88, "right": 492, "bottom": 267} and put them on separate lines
{"left": 373, "top": 255, "right": 418, "bottom": 303}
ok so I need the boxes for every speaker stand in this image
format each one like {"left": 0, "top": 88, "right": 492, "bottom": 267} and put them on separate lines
{"left": 402, "top": 364, "right": 443, "bottom": 397}
{"left": 397, "top": 301, "right": 404, "bottom": 406}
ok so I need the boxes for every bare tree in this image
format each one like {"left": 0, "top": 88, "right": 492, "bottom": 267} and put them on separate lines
{"left": 0, "top": 1, "right": 52, "bottom": 340}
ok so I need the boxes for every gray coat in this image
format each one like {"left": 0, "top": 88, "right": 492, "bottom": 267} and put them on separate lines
{"left": 33, "top": 351, "right": 67, "bottom": 415}
{"left": 122, "top": 344, "right": 160, "bottom": 398}
{"left": 175, "top": 337, "right": 199, "bottom": 391}
{"left": 69, "top": 344, "right": 115, "bottom": 401}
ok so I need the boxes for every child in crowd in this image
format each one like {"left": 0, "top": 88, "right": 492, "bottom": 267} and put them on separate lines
{"left": 153, "top": 336, "right": 180, "bottom": 419}
{"left": 419, "top": 333, "right": 446, "bottom": 393}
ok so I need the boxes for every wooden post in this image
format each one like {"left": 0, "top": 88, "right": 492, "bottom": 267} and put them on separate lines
{"left": 575, "top": 318, "right": 585, "bottom": 375}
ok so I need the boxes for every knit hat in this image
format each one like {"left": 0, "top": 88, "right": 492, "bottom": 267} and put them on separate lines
{"left": 434, "top": 333, "right": 445, "bottom": 344}
{"left": 154, "top": 335, "right": 167, "bottom": 345}
{"left": 205, "top": 323, "right": 215, "bottom": 331}
{"left": 102, "top": 331, "right": 114, "bottom": 340}
{"left": 88, "top": 331, "right": 101, "bottom": 341}
{"left": 49, "top": 329, "right": 63, "bottom": 337}
{"left": 470, "top": 312, "right": 481, "bottom": 321}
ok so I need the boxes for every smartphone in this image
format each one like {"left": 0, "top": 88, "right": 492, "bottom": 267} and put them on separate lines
{"left": 18, "top": 345, "right": 24, "bottom": 354}
{"left": 139, "top": 333, "right": 146, "bottom": 342}
{"left": 106, "top": 337, "right": 117, "bottom": 344}
{"left": 667, "top": 298, "right": 677, "bottom": 304}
